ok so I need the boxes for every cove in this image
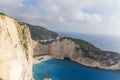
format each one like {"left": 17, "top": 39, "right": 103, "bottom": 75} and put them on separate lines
{"left": 33, "top": 58, "right": 120, "bottom": 80}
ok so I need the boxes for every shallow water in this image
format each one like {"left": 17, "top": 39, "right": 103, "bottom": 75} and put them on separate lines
{"left": 33, "top": 59, "right": 120, "bottom": 80}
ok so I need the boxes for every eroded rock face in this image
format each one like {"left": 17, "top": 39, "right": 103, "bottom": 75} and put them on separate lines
{"left": 50, "top": 38, "right": 76, "bottom": 59}
{"left": 51, "top": 38, "right": 120, "bottom": 70}
{"left": 0, "top": 13, "right": 33, "bottom": 80}
{"left": 34, "top": 37, "right": 120, "bottom": 70}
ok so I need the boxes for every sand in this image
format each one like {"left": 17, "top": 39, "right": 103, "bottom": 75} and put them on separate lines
{"left": 33, "top": 55, "right": 52, "bottom": 64}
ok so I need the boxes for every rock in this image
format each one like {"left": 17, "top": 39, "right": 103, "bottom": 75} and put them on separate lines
{"left": 0, "top": 13, "right": 33, "bottom": 80}
{"left": 43, "top": 78, "right": 52, "bottom": 80}
{"left": 34, "top": 37, "right": 120, "bottom": 70}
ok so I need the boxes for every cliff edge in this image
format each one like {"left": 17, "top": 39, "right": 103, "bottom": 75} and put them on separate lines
{"left": 49, "top": 37, "right": 120, "bottom": 70}
{"left": 0, "top": 13, "right": 33, "bottom": 80}
{"left": 34, "top": 37, "right": 120, "bottom": 70}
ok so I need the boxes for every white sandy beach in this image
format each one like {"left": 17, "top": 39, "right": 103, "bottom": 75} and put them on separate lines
{"left": 33, "top": 55, "right": 53, "bottom": 64}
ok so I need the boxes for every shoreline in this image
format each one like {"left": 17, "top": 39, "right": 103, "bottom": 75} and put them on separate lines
{"left": 33, "top": 55, "right": 52, "bottom": 64}
{"left": 33, "top": 55, "right": 120, "bottom": 71}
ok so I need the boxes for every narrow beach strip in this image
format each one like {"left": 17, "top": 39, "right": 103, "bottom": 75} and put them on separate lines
{"left": 33, "top": 55, "right": 52, "bottom": 64}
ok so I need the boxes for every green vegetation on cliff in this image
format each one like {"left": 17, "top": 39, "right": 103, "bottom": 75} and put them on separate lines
{"left": 62, "top": 37, "right": 101, "bottom": 52}
{"left": 61, "top": 37, "right": 120, "bottom": 67}
{"left": 0, "top": 12, "right": 5, "bottom": 16}
{"left": 26, "top": 23, "right": 59, "bottom": 40}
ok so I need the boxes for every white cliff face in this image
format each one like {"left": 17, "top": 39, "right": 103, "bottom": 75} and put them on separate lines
{"left": 33, "top": 37, "right": 120, "bottom": 70}
{"left": 50, "top": 39, "right": 76, "bottom": 59}
{"left": 0, "top": 14, "right": 33, "bottom": 80}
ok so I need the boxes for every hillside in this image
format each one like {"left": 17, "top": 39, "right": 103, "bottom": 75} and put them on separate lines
{"left": 26, "top": 23, "right": 59, "bottom": 41}
{"left": 34, "top": 36, "right": 120, "bottom": 70}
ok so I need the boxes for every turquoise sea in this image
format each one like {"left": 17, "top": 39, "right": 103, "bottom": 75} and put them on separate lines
{"left": 33, "top": 33, "right": 120, "bottom": 80}
{"left": 33, "top": 58, "right": 120, "bottom": 80}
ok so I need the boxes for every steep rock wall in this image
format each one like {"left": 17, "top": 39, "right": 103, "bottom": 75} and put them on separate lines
{"left": 0, "top": 13, "right": 33, "bottom": 80}
{"left": 34, "top": 37, "right": 120, "bottom": 70}
{"left": 49, "top": 38, "right": 120, "bottom": 70}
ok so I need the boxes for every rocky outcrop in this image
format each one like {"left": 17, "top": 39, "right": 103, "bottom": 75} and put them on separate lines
{"left": 34, "top": 37, "right": 120, "bottom": 70}
{"left": 0, "top": 13, "right": 33, "bottom": 80}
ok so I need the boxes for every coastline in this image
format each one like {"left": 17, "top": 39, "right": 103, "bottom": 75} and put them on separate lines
{"left": 33, "top": 55, "right": 52, "bottom": 64}
{"left": 33, "top": 54, "right": 120, "bottom": 70}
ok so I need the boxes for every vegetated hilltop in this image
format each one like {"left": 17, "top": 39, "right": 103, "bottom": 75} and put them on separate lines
{"left": 26, "top": 23, "right": 59, "bottom": 41}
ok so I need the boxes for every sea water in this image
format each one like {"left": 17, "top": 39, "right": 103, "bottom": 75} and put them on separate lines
{"left": 33, "top": 59, "right": 120, "bottom": 80}
{"left": 33, "top": 33, "right": 120, "bottom": 80}
{"left": 59, "top": 32, "right": 120, "bottom": 53}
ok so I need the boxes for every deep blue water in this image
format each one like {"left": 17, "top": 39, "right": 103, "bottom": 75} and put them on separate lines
{"left": 58, "top": 32, "right": 120, "bottom": 53}
{"left": 33, "top": 59, "right": 120, "bottom": 80}
{"left": 33, "top": 32, "right": 120, "bottom": 80}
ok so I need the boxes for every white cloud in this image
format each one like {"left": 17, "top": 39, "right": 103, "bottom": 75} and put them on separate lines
{"left": 50, "top": 4, "right": 60, "bottom": 13}
{"left": 40, "top": 1, "right": 60, "bottom": 13}
{"left": 0, "top": 0, "right": 120, "bottom": 35}
{"left": 110, "top": 15, "right": 120, "bottom": 24}
{"left": 0, "top": 0, "right": 24, "bottom": 18}
{"left": 0, "top": 0, "right": 23, "bottom": 6}
{"left": 18, "top": 3, "right": 24, "bottom": 7}
{"left": 35, "top": 0, "right": 103, "bottom": 25}
{"left": 58, "top": 16, "right": 64, "bottom": 23}
{"left": 70, "top": 11, "right": 102, "bottom": 24}
{"left": 41, "top": 0, "right": 120, "bottom": 11}
{"left": 55, "top": 0, "right": 94, "bottom": 10}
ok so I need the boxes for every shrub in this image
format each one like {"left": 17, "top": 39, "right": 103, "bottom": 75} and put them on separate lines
{"left": 0, "top": 12, "right": 5, "bottom": 16}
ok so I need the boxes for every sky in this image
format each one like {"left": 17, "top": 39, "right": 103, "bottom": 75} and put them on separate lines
{"left": 0, "top": 0, "right": 120, "bottom": 35}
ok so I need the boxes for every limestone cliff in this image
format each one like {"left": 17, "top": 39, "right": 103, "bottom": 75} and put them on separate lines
{"left": 49, "top": 38, "right": 120, "bottom": 70}
{"left": 0, "top": 13, "right": 33, "bottom": 80}
{"left": 34, "top": 37, "right": 120, "bottom": 70}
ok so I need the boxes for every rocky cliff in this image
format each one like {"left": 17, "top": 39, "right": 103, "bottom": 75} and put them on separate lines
{"left": 0, "top": 13, "right": 33, "bottom": 80}
{"left": 50, "top": 37, "right": 120, "bottom": 70}
{"left": 34, "top": 37, "right": 120, "bottom": 70}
